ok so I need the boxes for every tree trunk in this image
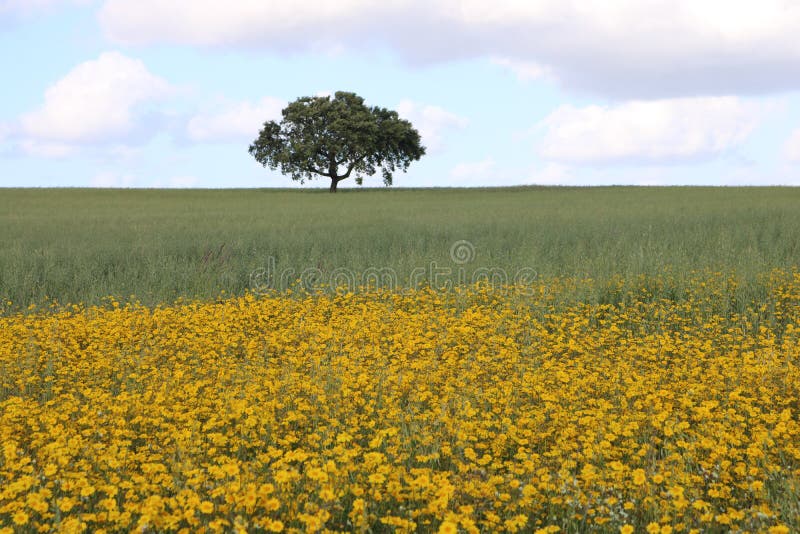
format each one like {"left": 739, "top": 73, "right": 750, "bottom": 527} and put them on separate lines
{"left": 328, "top": 158, "right": 341, "bottom": 193}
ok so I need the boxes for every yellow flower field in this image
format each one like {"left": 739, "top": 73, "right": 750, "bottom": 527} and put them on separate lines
{"left": 1, "top": 273, "right": 799, "bottom": 533}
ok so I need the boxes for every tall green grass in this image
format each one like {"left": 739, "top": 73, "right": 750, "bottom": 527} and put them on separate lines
{"left": 1, "top": 186, "right": 798, "bottom": 311}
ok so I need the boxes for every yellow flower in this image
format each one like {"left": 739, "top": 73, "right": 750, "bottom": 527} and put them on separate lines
{"left": 199, "top": 501, "right": 214, "bottom": 514}
{"left": 243, "top": 489, "right": 257, "bottom": 508}
{"left": 439, "top": 520, "right": 458, "bottom": 534}
{"left": 368, "top": 472, "right": 386, "bottom": 485}
{"left": 12, "top": 511, "right": 29, "bottom": 526}
{"left": 263, "top": 497, "right": 280, "bottom": 512}
{"left": 266, "top": 520, "right": 285, "bottom": 532}
{"left": 1, "top": 275, "right": 799, "bottom": 531}
{"left": 43, "top": 463, "right": 58, "bottom": 477}
{"left": 58, "top": 497, "right": 77, "bottom": 513}
{"left": 221, "top": 462, "right": 240, "bottom": 477}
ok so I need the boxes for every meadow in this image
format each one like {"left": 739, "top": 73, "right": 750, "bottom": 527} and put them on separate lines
{"left": 0, "top": 187, "right": 799, "bottom": 533}
{"left": 1, "top": 277, "right": 798, "bottom": 533}
{"left": 1, "top": 187, "right": 800, "bottom": 311}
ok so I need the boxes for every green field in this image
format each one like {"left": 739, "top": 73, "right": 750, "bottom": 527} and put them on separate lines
{"left": 1, "top": 186, "right": 799, "bottom": 312}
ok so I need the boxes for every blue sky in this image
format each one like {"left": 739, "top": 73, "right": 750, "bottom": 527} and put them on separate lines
{"left": 2, "top": 0, "right": 800, "bottom": 188}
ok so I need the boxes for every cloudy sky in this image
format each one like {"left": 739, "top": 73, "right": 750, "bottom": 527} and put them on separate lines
{"left": 2, "top": 0, "right": 800, "bottom": 188}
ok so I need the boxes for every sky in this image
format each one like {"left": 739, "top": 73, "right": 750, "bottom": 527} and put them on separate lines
{"left": 2, "top": 0, "right": 800, "bottom": 188}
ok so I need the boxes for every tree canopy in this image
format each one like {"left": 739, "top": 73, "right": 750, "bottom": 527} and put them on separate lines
{"left": 249, "top": 91, "right": 425, "bottom": 192}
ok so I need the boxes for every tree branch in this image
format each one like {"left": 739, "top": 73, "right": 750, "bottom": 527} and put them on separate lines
{"left": 341, "top": 163, "right": 356, "bottom": 179}
{"left": 304, "top": 166, "right": 329, "bottom": 177}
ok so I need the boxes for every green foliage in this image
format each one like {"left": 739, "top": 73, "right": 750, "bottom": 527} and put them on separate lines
{"left": 248, "top": 91, "right": 425, "bottom": 191}
{"left": 1, "top": 186, "right": 800, "bottom": 312}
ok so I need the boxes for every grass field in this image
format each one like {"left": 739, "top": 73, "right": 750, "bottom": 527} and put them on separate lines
{"left": 1, "top": 186, "right": 799, "bottom": 533}
{"left": 1, "top": 186, "right": 799, "bottom": 312}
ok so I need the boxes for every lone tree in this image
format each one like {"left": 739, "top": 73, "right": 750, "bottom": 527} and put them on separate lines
{"left": 249, "top": 91, "right": 425, "bottom": 192}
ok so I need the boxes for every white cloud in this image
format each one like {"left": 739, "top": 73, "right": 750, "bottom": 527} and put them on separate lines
{"left": 148, "top": 175, "right": 200, "bottom": 188}
{"left": 527, "top": 163, "right": 574, "bottom": 185}
{"left": 91, "top": 172, "right": 200, "bottom": 188}
{"left": 18, "top": 140, "right": 75, "bottom": 158}
{"left": 20, "top": 52, "right": 172, "bottom": 150}
{"left": 783, "top": 129, "right": 800, "bottom": 162}
{"left": 165, "top": 175, "right": 199, "bottom": 188}
{"left": 490, "top": 57, "right": 551, "bottom": 82}
{"left": 98, "top": 0, "right": 379, "bottom": 47}
{"left": 187, "top": 96, "right": 285, "bottom": 143}
{"left": 447, "top": 160, "right": 579, "bottom": 187}
{"left": 98, "top": 0, "right": 800, "bottom": 97}
{"left": 91, "top": 171, "right": 137, "bottom": 187}
{"left": 396, "top": 100, "right": 467, "bottom": 153}
{"left": 537, "top": 97, "right": 765, "bottom": 165}
{"left": 450, "top": 158, "right": 495, "bottom": 179}
{"left": 0, "top": 0, "right": 90, "bottom": 15}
